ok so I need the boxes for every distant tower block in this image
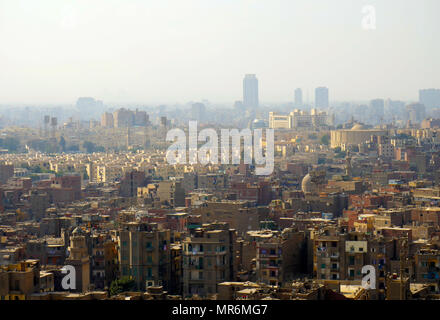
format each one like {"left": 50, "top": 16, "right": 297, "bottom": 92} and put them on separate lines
{"left": 50, "top": 117, "right": 57, "bottom": 139}
{"left": 144, "top": 125, "right": 150, "bottom": 149}
{"left": 160, "top": 116, "right": 167, "bottom": 127}
{"left": 44, "top": 115, "right": 50, "bottom": 137}
{"left": 126, "top": 126, "right": 131, "bottom": 150}
{"left": 160, "top": 116, "right": 168, "bottom": 138}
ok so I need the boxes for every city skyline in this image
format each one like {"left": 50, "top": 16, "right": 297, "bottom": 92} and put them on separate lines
{"left": 0, "top": 0, "right": 439, "bottom": 104}
{"left": 3, "top": 0, "right": 440, "bottom": 308}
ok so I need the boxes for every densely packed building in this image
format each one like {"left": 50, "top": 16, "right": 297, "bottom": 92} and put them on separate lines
{"left": 2, "top": 115, "right": 440, "bottom": 301}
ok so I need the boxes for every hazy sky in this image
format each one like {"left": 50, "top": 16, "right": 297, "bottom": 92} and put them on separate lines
{"left": 0, "top": 0, "right": 439, "bottom": 105}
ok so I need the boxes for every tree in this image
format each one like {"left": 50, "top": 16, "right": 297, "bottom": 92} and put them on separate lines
{"left": 320, "top": 134, "right": 330, "bottom": 146}
{"left": 83, "top": 141, "right": 105, "bottom": 153}
{"left": 109, "top": 276, "right": 135, "bottom": 296}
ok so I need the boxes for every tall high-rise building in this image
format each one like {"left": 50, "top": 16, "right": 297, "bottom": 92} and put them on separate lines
{"left": 370, "top": 99, "right": 385, "bottom": 122}
{"left": 406, "top": 103, "right": 426, "bottom": 123}
{"left": 76, "top": 97, "right": 104, "bottom": 120}
{"left": 243, "top": 74, "right": 259, "bottom": 109}
{"left": 191, "top": 103, "right": 207, "bottom": 122}
{"left": 113, "top": 108, "right": 134, "bottom": 128}
{"left": 76, "top": 97, "right": 101, "bottom": 111}
{"left": 419, "top": 89, "right": 440, "bottom": 110}
{"left": 294, "top": 88, "right": 303, "bottom": 107}
{"left": 101, "top": 112, "right": 114, "bottom": 128}
{"left": 315, "top": 87, "right": 329, "bottom": 109}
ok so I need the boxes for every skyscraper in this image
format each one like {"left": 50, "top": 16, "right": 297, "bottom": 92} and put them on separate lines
{"left": 191, "top": 102, "right": 207, "bottom": 122}
{"left": 315, "top": 87, "right": 329, "bottom": 109}
{"left": 370, "top": 99, "right": 385, "bottom": 123}
{"left": 243, "top": 74, "right": 259, "bottom": 109}
{"left": 294, "top": 88, "right": 303, "bottom": 107}
{"left": 419, "top": 89, "right": 440, "bottom": 110}
{"left": 406, "top": 103, "right": 426, "bottom": 123}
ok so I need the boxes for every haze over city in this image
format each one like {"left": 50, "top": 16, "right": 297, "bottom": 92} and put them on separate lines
{"left": 0, "top": 0, "right": 439, "bottom": 105}
{"left": 3, "top": 0, "right": 440, "bottom": 309}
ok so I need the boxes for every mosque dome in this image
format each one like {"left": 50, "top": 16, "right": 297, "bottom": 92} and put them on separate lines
{"left": 301, "top": 174, "right": 312, "bottom": 194}
{"left": 351, "top": 123, "right": 367, "bottom": 130}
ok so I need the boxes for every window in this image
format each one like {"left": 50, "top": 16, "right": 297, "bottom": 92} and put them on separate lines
{"left": 349, "top": 256, "right": 355, "bottom": 265}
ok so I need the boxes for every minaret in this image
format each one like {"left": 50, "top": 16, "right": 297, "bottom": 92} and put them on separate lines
{"left": 65, "top": 227, "right": 90, "bottom": 292}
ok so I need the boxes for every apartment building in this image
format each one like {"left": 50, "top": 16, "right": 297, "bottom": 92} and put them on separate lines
{"left": 252, "top": 228, "right": 307, "bottom": 286}
{"left": 194, "top": 200, "right": 269, "bottom": 236}
{"left": 182, "top": 222, "right": 237, "bottom": 297}
{"left": 119, "top": 170, "right": 147, "bottom": 198}
{"left": 414, "top": 248, "right": 440, "bottom": 292}
{"left": 157, "top": 180, "right": 185, "bottom": 207}
{"left": 118, "top": 222, "right": 171, "bottom": 291}
{"left": 0, "top": 259, "right": 41, "bottom": 300}
{"left": 89, "top": 234, "right": 119, "bottom": 290}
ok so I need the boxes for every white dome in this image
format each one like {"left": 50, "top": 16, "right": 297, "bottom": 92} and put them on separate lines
{"left": 301, "top": 174, "right": 312, "bottom": 193}
{"left": 351, "top": 123, "right": 367, "bottom": 130}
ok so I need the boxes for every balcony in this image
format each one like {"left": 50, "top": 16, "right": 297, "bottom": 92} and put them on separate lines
{"left": 259, "top": 253, "right": 279, "bottom": 258}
